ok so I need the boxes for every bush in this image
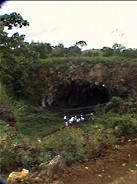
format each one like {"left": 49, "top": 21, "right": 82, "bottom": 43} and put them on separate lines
{"left": 1, "top": 121, "right": 33, "bottom": 172}
{"left": 119, "top": 96, "right": 137, "bottom": 115}
{"left": 0, "top": 121, "right": 54, "bottom": 172}
{"left": 85, "top": 125, "right": 117, "bottom": 157}
{"left": 94, "top": 112, "right": 137, "bottom": 136}
{"left": 105, "top": 96, "right": 123, "bottom": 112}
{"left": 43, "top": 128, "right": 85, "bottom": 165}
{"left": 43, "top": 126, "right": 118, "bottom": 165}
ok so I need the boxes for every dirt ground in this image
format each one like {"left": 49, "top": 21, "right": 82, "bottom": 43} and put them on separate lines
{"left": 54, "top": 138, "right": 137, "bottom": 184}
{"left": 3, "top": 138, "right": 137, "bottom": 184}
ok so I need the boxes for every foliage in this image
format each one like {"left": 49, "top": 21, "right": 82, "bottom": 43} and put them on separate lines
{"left": 104, "top": 96, "right": 123, "bottom": 112}
{"left": 9, "top": 100, "right": 62, "bottom": 138}
{"left": 51, "top": 43, "right": 66, "bottom": 57}
{"left": 112, "top": 43, "right": 126, "bottom": 52}
{"left": 0, "top": 12, "right": 29, "bottom": 29}
{"left": 92, "top": 111, "right": 137, "bottom": 136}
{"left": 0, "top": 12, "right": 42, "bottom": 102}
{"left": 1, "top": 11, "right": 137, "bottom": 175}
{"left": 92, "top": 97, "right": 137, "bottom": 136}
{"left": 66, "top": 45, "right": 81, "bottom": 56}
{"left": 119, "top": 48, "right": 137, "bottom": 58}
{"left": 1, "top": 118, "right": 59, "bottom": 172}
{"left": 75, "top": 40, "right": 87, "bottom": 48}
{"left": 43, "top": 126, "right": 118, "bottom": 165}
{"left": 0, "top": 12, "right": 29, "bottom": 52}
{"left": 1, "top": 121, "right": 36, "bottom": 172}
{"left": 30, "top": 41, "right": 52, "bottom": 59}
{"left": 0, "top": 84, "right": 13, "bottom": 109}
{"left": 119, "top": 96, "right": 137, "bottom": 114}
{"left": 1, "top": 98, "right": 137, "bottom": 173}
{"left": 1, "top": 54, "right": 42, "bottom": 102}
{"left": 102, "top": 47, "right": 114, "bottom": 57}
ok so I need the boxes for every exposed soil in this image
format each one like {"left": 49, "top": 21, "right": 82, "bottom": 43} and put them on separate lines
{"left": 4, "top": 138, "right": 137, "bottom": 184}
{"left": 55, "top": 138, "right": 137, "bottom": 184}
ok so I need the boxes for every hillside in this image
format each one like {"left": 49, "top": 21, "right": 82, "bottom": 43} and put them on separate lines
{"left": 1, "top": 11, "right": 137, "bottom": 184}
{"left": 38, "top": 57, "right": 137, "bottom": 112}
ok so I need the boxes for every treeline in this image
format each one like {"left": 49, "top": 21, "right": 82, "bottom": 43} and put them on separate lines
{"left": 2, "top": 41, "right": 82, "bottom": 60}
{"left": 2, "top": 39, "right": 137, "bottom": 60}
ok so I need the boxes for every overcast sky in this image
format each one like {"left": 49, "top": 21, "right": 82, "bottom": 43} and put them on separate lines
{"left": 1, "top": 1, "right": 137, "bottom": 50}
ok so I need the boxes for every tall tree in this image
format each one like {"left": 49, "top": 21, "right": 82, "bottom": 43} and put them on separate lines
{"left": 0, "top": 12, "right": 29, "bottom": 52}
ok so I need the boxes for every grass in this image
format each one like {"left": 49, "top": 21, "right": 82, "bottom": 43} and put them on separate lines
{"left": 1, "top": 89, "right": 137, "bottom": 174}
{"left": 40, "top": 55, "right": 137, "bottom": 68}
{"left": 1, "top": 105, "right": 137, "bottom": 173}
{"left": 14, "top": 104, "right": 63, "bottom": 139}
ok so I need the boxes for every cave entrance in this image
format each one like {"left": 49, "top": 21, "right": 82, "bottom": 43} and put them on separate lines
{"left": 52, "top": 82, "right": 110, "bottom": 114}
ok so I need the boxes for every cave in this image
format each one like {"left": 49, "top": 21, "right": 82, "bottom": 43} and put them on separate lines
{"left": 50, "top": 82, "right": 110, "bottom": 114}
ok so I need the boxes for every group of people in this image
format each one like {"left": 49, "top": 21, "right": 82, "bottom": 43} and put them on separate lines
{"left": 63, "top": 115, "right": 85, "bottom": 127}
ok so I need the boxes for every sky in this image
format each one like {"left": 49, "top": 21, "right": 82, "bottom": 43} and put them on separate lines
{"left": 1, "top": 1, "right": 137, "bottom": 50}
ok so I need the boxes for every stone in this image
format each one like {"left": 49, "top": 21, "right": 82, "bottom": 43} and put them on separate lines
{"left": 38, "top": 155, "right": 66, "bottom": 178}
{"left": 47, "top": 155, "right": 67, "bottom": 178}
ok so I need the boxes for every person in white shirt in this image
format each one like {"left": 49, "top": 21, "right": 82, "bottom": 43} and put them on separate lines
{"left": 64, "top": 115, "right": 67, "bottom": 120}
{"left": 69, "top": 118, "right": 73, "bottom": 126}
{"left": 80, "top": 115, "right": 84, "bottom": 121}
{"left": 76, "top": 118, "right": 80, "bottom": 123}
{"left": 65, "top": 121, "right": 68, "bottom": 127}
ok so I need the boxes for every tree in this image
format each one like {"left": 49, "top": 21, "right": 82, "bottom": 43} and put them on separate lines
{"left": 75, "top": 40, "right": 87, "bottom": 49}
{"left": 0, "top": 12, "right": 29, "bottom": 51}
{"left": 1, "top": 12, "right": 41, "bottom": 101}
{"left": 102, "top": 47, "right": 114, "bottom": 57}
{"left": 66, "top": 45, "right": 81, "bottom": 56}
{"left": 51, "top": 43, "right": 66, "bottom": 57}
{"left": 30, "top": 41, "right": 52, "bottom": 59}
{"left": 112, "top": 43, "right": 126, "bottom": 52}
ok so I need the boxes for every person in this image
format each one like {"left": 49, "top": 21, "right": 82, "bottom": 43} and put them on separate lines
{"left": 68, "top": 118, "right": 73, "bottom": 127}
{"left": 65, "top": 121, "right": 68, "bottom": 127}
{"left": 64, "top": 115, "right": 67, "bottom": 120}
{"left": 80, "top": 115, "right": 84, "bottom": 121}
{"left": 76, "top": 118, "right": 81, "bottom": 123}
{"left": 70, "top": 117, "right": 75, "bottom": 123}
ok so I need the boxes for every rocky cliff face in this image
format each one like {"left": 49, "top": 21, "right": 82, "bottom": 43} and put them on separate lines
{"left": 38, "top": 61, "right": 137, "bottom": 110}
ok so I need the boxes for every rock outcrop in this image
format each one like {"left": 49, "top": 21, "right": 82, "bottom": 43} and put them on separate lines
{"left": 38, "top": 155, "right": 66, "bottom": 178}
{"left": 39, "top": 61, "right": 137, "bottom": 110}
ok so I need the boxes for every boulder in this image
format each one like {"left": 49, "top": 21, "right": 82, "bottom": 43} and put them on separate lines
{"left": 38, "top": 155, "right": 66, "bottom": 178}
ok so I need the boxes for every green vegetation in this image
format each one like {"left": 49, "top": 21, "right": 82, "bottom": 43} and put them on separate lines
{"left": 1, "top": 95, "right": 137, "bottom": 172}
{"left": 1, "top": 12, "right": 137, "bottom": 174}
{"left": 1, "top": 13, "right": 137, "bottom": 103}
{"left": 14, "top": 103, "right": 62, "bottom": 138}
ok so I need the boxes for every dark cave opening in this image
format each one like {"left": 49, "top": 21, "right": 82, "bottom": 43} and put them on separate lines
{"left": 52, "top": 82, "right": 110, "bottom": 111}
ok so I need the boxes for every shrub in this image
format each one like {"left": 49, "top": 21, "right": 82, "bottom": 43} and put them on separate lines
{"left": 86, "top": 125, "right": 117, "bottom": 157}
{"left": 119, "top": 96, "right": 137, "bottom": 115}
{"left": 105, "top": 96, "right": 123, "bottom": 112}
{"left": 43, "top": 128, "right": 85, "bottom": 165}
{"left": 0, "top": 120, "right": 54, "bottom": 172}
{"left": 43, "top": 126, "right": 118, "bottom": 165}
{"left": 93, "top": 112, "right": 137, "bottom": 136}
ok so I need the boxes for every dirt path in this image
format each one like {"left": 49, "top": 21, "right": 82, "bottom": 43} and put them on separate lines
{"left": 54, "top": 138, "right": 137, "bottom": 184}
